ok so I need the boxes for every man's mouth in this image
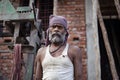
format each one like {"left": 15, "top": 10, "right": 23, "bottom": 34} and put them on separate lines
{"left": 52, "top": 32, "right": 61, "bottom": 37}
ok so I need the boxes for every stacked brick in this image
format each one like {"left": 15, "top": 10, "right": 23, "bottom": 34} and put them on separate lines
{"left": 55, "top": 0, "right": 87, "bottom": 80}
{"left": 0, "top": 0, "right": 87, "bottom": 80}
{"left": 0, "top": 38, "right": 13, "bottom": 79}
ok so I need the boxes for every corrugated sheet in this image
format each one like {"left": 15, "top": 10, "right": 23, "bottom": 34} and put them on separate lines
{"left": 0, "top": 0, "right": 18, "bottom": 21}
{"left": 0, "top": 0, "right": 34, "bottom": 21}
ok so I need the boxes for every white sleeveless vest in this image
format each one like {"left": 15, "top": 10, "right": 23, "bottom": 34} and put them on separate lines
{"left": 42, "top": 44, "right": 74, "bottom": 80}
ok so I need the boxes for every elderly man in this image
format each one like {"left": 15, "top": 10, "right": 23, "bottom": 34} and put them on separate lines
{"left": 35, "top": 15, "right": 82, "bottom": 80}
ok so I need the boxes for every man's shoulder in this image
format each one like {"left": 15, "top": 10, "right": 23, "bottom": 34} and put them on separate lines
{"left": 68, "top": 44, "right": 82, "bottom": 61}
{"left": 68, "top": 44, "right": 80, "bottom": 51}
{"left": 36, "top": 46, "right": 48, "bottom": 61}
{"left": 38, "top": 46, "right": 47, "bottom": 52}
{"left": 37, "top": 46, "right": 47, "bottom": 56}
{"left": 68, "top": 44, "right": 81, "bottom": 56}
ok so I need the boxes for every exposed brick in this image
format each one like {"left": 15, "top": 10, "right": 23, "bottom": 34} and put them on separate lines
{"left": 0, "top": 38, "right": 4, "bottom": 43}
{"left": 56, "top": 1, "right": 87, "bottom": 79}
{"left": 0, "top": 0, "right": 87, "bottom": 80}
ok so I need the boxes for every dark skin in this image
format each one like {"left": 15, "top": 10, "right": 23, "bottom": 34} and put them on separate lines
{"left": 35, "top": 24, "right": 82, "bottom": 80}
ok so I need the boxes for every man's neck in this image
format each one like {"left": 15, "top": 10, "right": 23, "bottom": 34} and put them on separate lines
{"left": 49, "top": 42, "right": 66, "bottom": 54}
{"left": 50, "top": 42, "right": 65, "bottom": 47}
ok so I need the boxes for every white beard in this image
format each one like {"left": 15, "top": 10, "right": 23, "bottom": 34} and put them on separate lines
{"left": 49, "top": 32, "right": 66, "bottom": 44}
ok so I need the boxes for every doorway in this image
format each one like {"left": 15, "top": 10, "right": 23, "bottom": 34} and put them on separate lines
{"left": 98, "top": 19, "right": 120, "bottom": 80}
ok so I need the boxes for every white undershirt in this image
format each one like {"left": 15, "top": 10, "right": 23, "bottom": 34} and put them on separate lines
{"left": 42, "top": 43, "right": 74, "bottom": 80}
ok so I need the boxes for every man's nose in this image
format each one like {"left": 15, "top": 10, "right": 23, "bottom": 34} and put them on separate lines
{"left": 54, "top": 27, "right": 59, "bottom": 31}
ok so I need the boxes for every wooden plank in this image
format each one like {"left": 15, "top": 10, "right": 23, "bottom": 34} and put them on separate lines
{"left": 53, "top": 0, "right": 58, "bottom": 15}
{"left": 0, "top": 50, "right": 13, "bottom": 53}
{"left": 102, "top": 15, "right": 119, "bottom": 19}
{"left": 85, "top": 0, "right": 101, "bottom": 80}
{"left": 13, "top": 22, "right": 20, "bottom": 44}
{"left": 97, "top": 1, "right": 119, "bottom": 80}
{"left": 0, "top": 42, "right": 13, "bottom": 45}
{"left": 29, "top": 0, "right": 34, "bottom": 8}
{"left": 114, "top": 0, "right": 120, "bottom": 19}
{"left": 24, "top": 52, "right": 35, "bottom": 80}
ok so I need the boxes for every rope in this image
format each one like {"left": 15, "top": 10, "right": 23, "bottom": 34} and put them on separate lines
{"left": 49, "top": 42, "right": 65, "bottom": 54}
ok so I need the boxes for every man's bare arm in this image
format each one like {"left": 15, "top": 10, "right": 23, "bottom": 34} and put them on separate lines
{"left": 73, "top": 46, "right": 82, "bottom": 80}
{"left": 35, "top": 49, "right": 43, "bottom": 80}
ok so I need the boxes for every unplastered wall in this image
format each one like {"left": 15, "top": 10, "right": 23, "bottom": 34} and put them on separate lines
{"left": 0, "top": 38, "right": 13, "bottom": 79}
{"left": 0, "top": 0, "right": 87, "bottom": 79}
{"left": 53, "top": 0, "right": 87, "bottom": 80}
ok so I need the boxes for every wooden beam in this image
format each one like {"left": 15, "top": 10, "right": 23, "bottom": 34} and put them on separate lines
{"left": 53, "top": 0, "right": 58, "bottom": 15}
{"left": 85, "top": 0, "right": 101, "bottom": 80}
{"left": 0, "top": 42, "right": 13, "bottom": 46}
{"left": 0, "top": 50, "right": 13, "bottom": 53}
{"left": 114, "top": 0, "right": 120, "bottom": 19}
{"left": 13, "top": 22, "right": 20, "bottom": 44}
{"left": 29, "top": 0, "right": 34, "bottom": 8}
{"left": 97, "top": 1, "right": 119, "bottom": 80}
{"left": 103, "top": 15, "right": 119, "bottom": 19}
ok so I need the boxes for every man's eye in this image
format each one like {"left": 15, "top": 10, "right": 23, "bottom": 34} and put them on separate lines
{"left": 52, "top": 26, "right": 56, "bottom": 28}
{"left": 51, "top": 25, "right": 63, "bottom": 29}
{"left": 58, "top": 26, "right": 63, "bottom": 29}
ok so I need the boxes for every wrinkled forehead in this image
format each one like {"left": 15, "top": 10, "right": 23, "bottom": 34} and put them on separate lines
{"left": 48, "top": 23, "right": 67, "bottom": 33}
{"left": 50, "top": 23, "right": 64, "bottom": 27}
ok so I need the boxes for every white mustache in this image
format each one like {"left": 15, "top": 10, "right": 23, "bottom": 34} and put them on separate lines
{"left": 49, "top": 31, "right": 66, "bottom": 44}
{"left": 51, "top": 32, "right": 62, "bottom": 37}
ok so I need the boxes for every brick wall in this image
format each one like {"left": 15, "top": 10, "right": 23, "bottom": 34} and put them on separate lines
{"left": 54, "top": 0, "right": 87, "bottom": 80}
{"left": 0, "top": 0, "right": 87, "bottom": 80}
{"left": 0, "top": 38, "right": 13, "bottom": 79}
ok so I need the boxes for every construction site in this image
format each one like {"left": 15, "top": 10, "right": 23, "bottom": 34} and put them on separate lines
{"left": 0, "top": 0, "right": 120, "bottom": 80}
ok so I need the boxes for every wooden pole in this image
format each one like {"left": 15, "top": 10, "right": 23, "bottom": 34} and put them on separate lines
{"left": 114, "top": 0, "right": 120, "bottom": 19}
{"left": 53, "top": 0, "right": 58, "bottom": 15}
{"left": 97, "top": 1, "right": 119, "bottom": 80}
{"left": 85, "top": 0, "right": 101, "bottom": 79}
